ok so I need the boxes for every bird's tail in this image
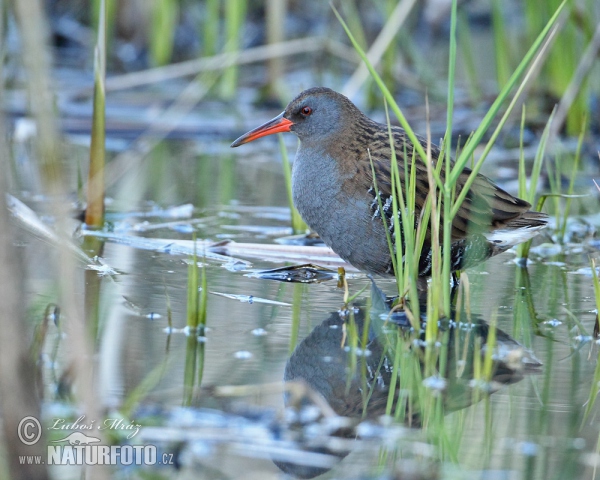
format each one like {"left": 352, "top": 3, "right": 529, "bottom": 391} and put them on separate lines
{"left": 484, "top": 211, "right": 548, "bottom": 248}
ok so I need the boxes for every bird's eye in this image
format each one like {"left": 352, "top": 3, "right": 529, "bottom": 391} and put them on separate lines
{"left": 301, "top": 106, "right": 312, "bottom": 116}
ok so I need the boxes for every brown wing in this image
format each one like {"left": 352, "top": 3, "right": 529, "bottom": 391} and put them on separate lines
{"left": 347, "top": 123, "right": 531, "bottom": 242}
{"left": 451, "top": 169, "right": 531, "bottom": 239}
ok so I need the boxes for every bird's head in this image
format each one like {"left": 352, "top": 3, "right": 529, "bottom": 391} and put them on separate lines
{"left": 231, "top": 87, "right": 360, "bottom": 147}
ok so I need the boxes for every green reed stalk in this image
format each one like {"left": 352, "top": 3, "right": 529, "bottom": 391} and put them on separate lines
{"left": 150, "top": 0, "right": 179, "bottom": 66}
{"left": 491, "top": 0, "right": 511, "bottom": 88}
{"left": 204, "top": 0, "right": 220, "bottom": 57}
{"left": 220, "top": 0, "right": 247, "bottom": 99}
{"left": 546, "top": 157, "right": 561, "bottom": 227}
{"left": 85, "top": 0, "right": 106, "bottom": 228}
{"left": 516, "top": 108, "right": 555, "bottom": 259}
{"left": 403, "top": 149, "right": 423, "bottom": 315}
{"left": 382, "top": 0, "right": 398, "bottom": 91}
{"left": 186, "top": 249, "right": 199, "bottom": 329}
{"left": 424, "top": 286, "right": 438, "bottom": 379}
{"left": 482, "top": 313, "right": 497, "bottom": 382}
{"left": 384, "top": 109, "right": 420, "bottom": 319}
{"left": 441, "top": 0, "right": 458, "bottom": 316}
{"left": 558, "top": 118, "right": 586, "bottom": 241}
{"left": 92, "top": 0, "right": 115, "bottom": 50}
{"left": 278, "top": 135, "right": 307, "bottom": 233}
{"left": 517, "top": 106, "right": 528, "bottom": 202}
{"left": 199, "top": 260, "right": 208, "bottom": 328}
{"left": 186, "top": 241, "right": 207, "bottom": 330}
{"left": 359, "top": 294, "right": 372, "bottom": 418}
{"left": 385, "top": 331, "right": 403, "bottom": 416}
{"left": 457, "top": 11, "right": 481, "bottom": 104}
{"left": 183, "top": 333, "right": 197, "bottom": 405}
{"left": 448, "top": 0, "right": 566, "bottom": 187}
{"left": 345, "top": 310, "right": 359, "bottom": 394}
{"left": 183, "top": 243, "right": 207, "bottom": 405}
{"left": 524, "top": 0, "right": 546, "bottom": 43}
{"left": 546, "top": 1, "right": 587, "bottom": 135}
{"left": 512, "top": 267, "right": 537, "bottom": 359}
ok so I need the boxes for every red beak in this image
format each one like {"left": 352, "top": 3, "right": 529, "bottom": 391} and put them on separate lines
{"left": 231, "top": 112, "right": 294, "bottom": 147}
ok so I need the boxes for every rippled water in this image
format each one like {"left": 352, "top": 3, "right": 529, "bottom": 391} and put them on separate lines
{"left": 18, "top": 136, "right": 600, "bottom": 479}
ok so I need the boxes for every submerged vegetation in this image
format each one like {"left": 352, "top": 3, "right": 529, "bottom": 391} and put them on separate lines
{"left": 1, "top": 0, "right": 600, "bottom": 478}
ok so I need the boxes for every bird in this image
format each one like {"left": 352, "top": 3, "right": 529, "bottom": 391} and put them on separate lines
{"left": 231, "top": 87, "right": 548, "bottom": 276}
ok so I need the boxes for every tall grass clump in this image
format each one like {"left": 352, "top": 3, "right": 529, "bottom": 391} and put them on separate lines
{"left": 332, "top": 0, "right": 566, "bottom": 459}
{"left": 334, "top": 0, "right": 565, "bottom": 314}
{"left": 266, "top": 0, "right": 287, "bottom": 96}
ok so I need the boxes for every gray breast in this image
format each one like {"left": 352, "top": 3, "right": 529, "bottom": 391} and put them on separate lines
{"left": 291, "top": 145, "right": 391, "bottom": 275}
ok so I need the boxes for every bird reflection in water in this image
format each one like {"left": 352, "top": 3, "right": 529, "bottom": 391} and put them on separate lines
{"left": 274, "top": 282, "right": 542, "bottom": 478}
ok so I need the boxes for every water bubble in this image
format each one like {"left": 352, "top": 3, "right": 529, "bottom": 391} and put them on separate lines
{"left": 234, "top": 350, "right": 253, "bottom": 359}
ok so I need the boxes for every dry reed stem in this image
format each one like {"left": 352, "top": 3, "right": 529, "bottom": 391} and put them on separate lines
{"left": 90, "top": 37, "right": 356, "bottom": 93}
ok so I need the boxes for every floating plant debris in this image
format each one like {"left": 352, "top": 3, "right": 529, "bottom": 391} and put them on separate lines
{"left": 247, "top": 264, "right": 338, "bottom": 283}
{"left": 210, "top": 291, "right": 291, "bottom": 306}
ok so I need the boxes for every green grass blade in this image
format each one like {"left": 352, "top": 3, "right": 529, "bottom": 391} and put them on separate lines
{"left": 558, "top": 117, "right": 587, "bottom": 241}
{"left": 516, "top": 108, "right": 556, "bottom": 258}
{"left": 187, "top": 241, "right": 199, "bottom": 329}
{"left": 518, "top": 105, "right": 528, "bottom": 201}
{"left": 441, "top": 0, "right": 458, "bottom": 314}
